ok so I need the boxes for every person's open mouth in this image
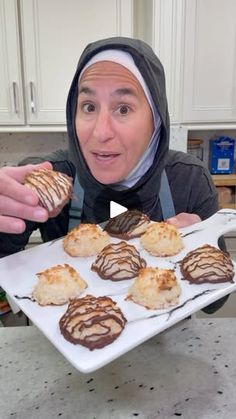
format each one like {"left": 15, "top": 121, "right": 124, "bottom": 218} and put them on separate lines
{"left": 92, "top": 152, "right": 120, "bottom": 161}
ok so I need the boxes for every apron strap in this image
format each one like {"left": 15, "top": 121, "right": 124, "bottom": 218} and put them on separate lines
{"left": 68, "top": 175, "right": 84, "bottom": 230}
{"left": 159, "top": 169, "right": 176, "bottom": 219}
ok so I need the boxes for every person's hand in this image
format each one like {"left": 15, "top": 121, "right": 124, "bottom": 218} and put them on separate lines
{"left": 166, "top": 212, "right": 201, "bottom": 228}
{"left": 0, "top": 162, "right": 52, "bottom": 234}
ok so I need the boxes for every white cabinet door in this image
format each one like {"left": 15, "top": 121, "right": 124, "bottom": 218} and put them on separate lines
{"left": 152, "top": 0, "right": 184, "bottom": 123}
{"left": 0, "top": 0, "right": 24, "bottom": 124}
{"left": 20, "top": 0, "right": 133, "bottom": 125}
{"left": 182, "top": 0, "right": 236, "bottom": 123}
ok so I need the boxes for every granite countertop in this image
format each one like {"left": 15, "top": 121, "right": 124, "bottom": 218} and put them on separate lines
{"left": 0, "top": 318, "right": 236, "bottom": 419}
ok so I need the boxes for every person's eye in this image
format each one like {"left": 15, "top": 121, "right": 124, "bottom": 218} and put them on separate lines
{"left": 117, "top": 105, "right": 130, "bottom": 115}
{"left": 82, "top": 103, "right": 95, "bottom": 113}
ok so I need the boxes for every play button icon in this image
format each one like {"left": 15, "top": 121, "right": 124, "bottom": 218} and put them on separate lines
{"left": 110, "top": 201, "right": 127, "bottom": 218}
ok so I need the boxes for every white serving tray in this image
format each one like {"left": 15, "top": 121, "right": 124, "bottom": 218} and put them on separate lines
{"left": 1, "top": 209, "right": 236, "bottom": 373}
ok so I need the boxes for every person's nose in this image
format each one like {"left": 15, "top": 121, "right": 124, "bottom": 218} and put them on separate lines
{"left": 93, "top": 109, "right": 114, "bottom": 142}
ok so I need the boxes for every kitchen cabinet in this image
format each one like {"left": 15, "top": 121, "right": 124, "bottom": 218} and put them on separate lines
{"left": 0, "top": 0, "right": 133, "bottom": 127}
{"left": 134, "top": 0, "right": 184, "bottom": 124}
{"left": 2, "top": 0, "right": 236, "bottom": 131}
{"left": 182, "top": 0, "right": 236, "bottom": 123}
{"left": 0, "top": 0, "right": 24, "bottom": 124}
{"left": 135, "top": 0, "right": 236, "bottom": 127}
{"left": 151, "top": 0, "right": 184, "bottom": 123}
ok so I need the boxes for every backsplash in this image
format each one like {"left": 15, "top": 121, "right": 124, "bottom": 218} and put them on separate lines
{"left": 2, "top": 128, "right": 235, "bottom": 169}
{"left": 0, "top": 132, "right": 67, "bottom": 167}
{"left": 0, "top": 126, "right": 188, "bottom": 168}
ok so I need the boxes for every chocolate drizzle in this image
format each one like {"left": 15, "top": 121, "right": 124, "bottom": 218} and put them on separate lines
{"left": 165, "top": 289, "right": 216, "bottom": 320}
{"left": 181, "top": 229, "right": 203, "bottom": 238}
{"left": 128, "top": 289, "right": 216, "bottom": 323}
{"left": 14, "top": 295, "right": 35, "bottom": 302}
{"left": 104, "top": 209, "right": 150, "bottom": 239}
{"left": 59, "top": 295, "right": 127, "bottom": 350}
{"left": 180, "top": 244, "right": 234, "bottom": 284}
{"left": 25, "top": 169, "right": 72, "bottom": 213}
{"left": 91, "top": 241, "right": 147, "bottom": 281}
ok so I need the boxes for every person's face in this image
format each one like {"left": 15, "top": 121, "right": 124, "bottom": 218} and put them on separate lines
{"left": 75, "top": 61, "right": 154, "bottom": 184}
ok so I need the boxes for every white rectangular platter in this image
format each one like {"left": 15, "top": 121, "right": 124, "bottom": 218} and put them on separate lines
{"left": 1, "top": 208, "right": 236, "bottom": 373}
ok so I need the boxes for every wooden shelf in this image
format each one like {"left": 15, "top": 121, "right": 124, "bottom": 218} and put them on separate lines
{"left": 218, "top": 203, "right": 236, "bottom": 209}
{"left": 212, "top": 174, "right": 236, "bottom": 209}
{"left": 212, "top": 174, "right": 236, "bottom": 186}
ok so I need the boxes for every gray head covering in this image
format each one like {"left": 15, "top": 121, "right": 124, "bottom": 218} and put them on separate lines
{"left": 66, "top": 36, "right": 170, "bottom": 223}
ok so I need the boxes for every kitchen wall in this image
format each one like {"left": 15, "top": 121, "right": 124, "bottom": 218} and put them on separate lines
{"left": 0, "top": 126, "right": 188, "bottom": 167}
{"left": 0, "top": 132, "right": 67, "bottom": 167}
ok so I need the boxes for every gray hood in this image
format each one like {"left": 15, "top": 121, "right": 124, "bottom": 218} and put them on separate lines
{"left": 66, "top": 37, "right": 170, "bottom": 222}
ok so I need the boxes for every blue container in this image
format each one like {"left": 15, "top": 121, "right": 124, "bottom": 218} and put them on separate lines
{"left": 209, "top": 136, "right": 235, "bottom": 174}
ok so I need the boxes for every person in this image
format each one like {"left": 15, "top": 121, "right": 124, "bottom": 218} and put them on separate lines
{"left": 0, "top": 37, "right": 227, "bottom": 312}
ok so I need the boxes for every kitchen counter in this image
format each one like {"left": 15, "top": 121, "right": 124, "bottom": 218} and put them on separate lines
{"left": 0, "top": 318, "right": 236, "bottom": 419}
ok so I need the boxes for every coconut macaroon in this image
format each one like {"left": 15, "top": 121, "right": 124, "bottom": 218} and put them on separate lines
{"left": 63, "top": 223, "right": 110, "bottom": 257}
{"left": 59, "top": 294, "right": 127, "bottom": 350}
{"left": 126, "top": 267, "right": 181, "bottom": 309}
{"left": 32, "top": 263, "right": 87, "bottom": 306}
{"left": 104, "top": 209, "right": 150, "bottom": 240}
{"left": 91, "top": 241, "right": 146, "bottom": 281}
{"left": 25, "top": 168, "right": 72, "bottom": 217}
{"left": 140, "top": 222, "right": 184, "bottom": 257}
{"left": 180, "top": 244, "right": 234, "bottom": 284}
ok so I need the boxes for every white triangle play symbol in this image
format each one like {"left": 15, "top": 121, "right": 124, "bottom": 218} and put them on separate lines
{"left": 110, "top": 201, "right": 127, "bottom": 218}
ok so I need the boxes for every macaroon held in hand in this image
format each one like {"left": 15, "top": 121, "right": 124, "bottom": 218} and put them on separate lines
{"left": 0, "top": 162, "right": 52, "bottom": 234}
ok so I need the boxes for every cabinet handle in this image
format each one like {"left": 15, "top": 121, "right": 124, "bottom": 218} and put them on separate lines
{"left": 29, "top": 81, "right": 36, "bottom": 114}
{"left": 12, "top": 82, "right": 19, "bottom": 114}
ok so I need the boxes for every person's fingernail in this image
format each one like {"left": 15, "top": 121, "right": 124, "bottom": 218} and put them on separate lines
{"left": 33, "top": 208, "right": 48, "bottom": 219}
{"left": 168, "top": 217, "right": 177, "bottom": 224}
{"left": 12, "top": 221, "right": 25, "bottom": 233}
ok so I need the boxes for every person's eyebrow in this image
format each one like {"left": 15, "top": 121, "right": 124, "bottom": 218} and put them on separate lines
{"left": 112, "top": 87, "right": 138, "bottom": 97}
{"left": 78, "top": 86, "right": 138, "bottom": 97}
{"left": 78, "top": 86, "right": 95, "bottom": 95}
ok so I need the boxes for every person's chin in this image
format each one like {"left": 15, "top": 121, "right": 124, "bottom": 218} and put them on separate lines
{"left": 92, "top": 171, "right": 123, "bottom": 185}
